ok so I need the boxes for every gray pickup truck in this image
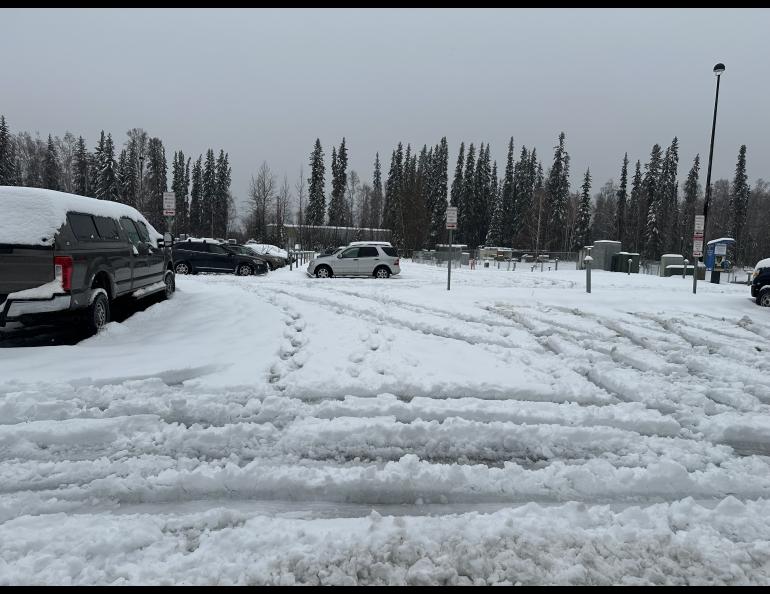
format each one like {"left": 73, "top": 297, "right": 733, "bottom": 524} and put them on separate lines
{"left": 0, "top": 186, "right": 175, "bottom": 333}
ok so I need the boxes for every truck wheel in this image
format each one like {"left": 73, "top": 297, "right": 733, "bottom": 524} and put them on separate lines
{"left": 162, "top": 271, "right": 175, "bottom": 300}
{"left": 760, "top": 291, "right": 770, "bottom": 307}
{"left": 86, "top": 292, "right": 110, "bottom": 333}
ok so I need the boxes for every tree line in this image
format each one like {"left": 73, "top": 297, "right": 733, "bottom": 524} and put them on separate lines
{"left": 2, "top": 113, "right": 767, "bottom": 265}
{"left": 0, "top": 115, "right": 232, "bottom": 237}
{"left": 288, "top": 133, "right": 767, "bottom": 265}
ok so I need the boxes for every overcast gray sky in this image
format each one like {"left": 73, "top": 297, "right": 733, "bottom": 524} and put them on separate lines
{"left": 3, "top": 8, "right": 768, "bottom": 216}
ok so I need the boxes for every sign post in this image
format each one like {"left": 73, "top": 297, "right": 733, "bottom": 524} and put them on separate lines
{"left": 446, "top": 207, "right": 457, "bottom": 291}
{"left": 692, "top": 215, "right": 704, "bottom": 294}
{"left": 163, "top": 191, "right": 176, "bottom": 238}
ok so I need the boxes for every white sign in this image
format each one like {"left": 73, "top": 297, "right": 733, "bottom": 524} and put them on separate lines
{"left": 715, "top": 243, "right": 727, "bottom": 256}
{"left": 446, "top": 207, "right": 458, "bottom": 229}
{"left": 693, "top": 239, "right": 703, "bottom": 257}
{"left": 693, "top": 215, "right": 705, "bottom": 234}
{"left": 294, "top": 244, "right": 300, "bottom": 250}
{"left": 163, "top": 191, "right": 176, "bottom": 216}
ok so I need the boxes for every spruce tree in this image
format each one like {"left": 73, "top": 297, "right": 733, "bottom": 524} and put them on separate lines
{"left": 485, "top": 161, "right": 503, "bottom": 246}
{"left": 96, "top": 133, "right": 119, "bottom": 202}
{"left": 427, "top": 138, "right": 448, "bottom": 249}
{"left": 460, "top": 143, "right": 475, "bottom": 246}
{"left": 215, "top": 150, "right": 231, "bottom": 237}
{"left": 681, "top": 155, "right": 700, "bottom": 256}
{"left": 371, "top": 153, "right": 383, "bottom": 229}
{"left": 659, "top": 137, "right": 679, "bottom": 252}
{"left": 306, "top": 139, "right": 326, "bottom": 227}
{"left": 73, "top": 136, "right": 89, "bottom": 196}
{"left": 145, "top": 137, "right": 167, "bottom": 230}
{"left": 643, "top": 144, "right": 663, "bottom": 259}
{"left": 450, "top": 141, "right": 465, "bottom": 211}
{"left": 122, "top": 137, "right": 139, "bottom": 208}
{"left": 499, "top": 138, "right": 515, "bottom": 247}
{"left": 383, "top": 143, "right": 404, "bottom": 248}
{"left": 43, "top": 134, "right": 61, "bottom": 191}
{"left": 172, "top": 151, "right": 186, "bottom": 232}
{"left": 0, "top": 115, "right": 12, "bottom": 185}
{"left": 575, "top": 168, "right": 592, "bottom": 250}
{"left": 545, "top": 132, "right": 570, "bottom": 251}
{"left": 627, "top": 160, "right": 643, "bottom": 253}
{"left": 202, "top": 149, "right": 217, "bottom": 236}
{"left": 116, "top": 148, "right": 129, "bottom": 203}
{"left": 328, "top": 144, "right": 347, "bottom": 226}
{"left": 616, "top": 153, "right": 629, "bottom": 247}
{"left": 189, "top": 156, "right": 203, "bottom": 236}
{"left": 730, "top": 145, "right": 749, "bottom": 265}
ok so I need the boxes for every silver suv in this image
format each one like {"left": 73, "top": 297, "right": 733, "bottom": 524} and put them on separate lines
{"left": 307, "top": 243, "right": 400, "bottom": 278}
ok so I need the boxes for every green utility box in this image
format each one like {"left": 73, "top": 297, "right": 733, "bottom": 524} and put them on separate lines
{"left": 611, "top": 252, "right": 640, "bottom": 273}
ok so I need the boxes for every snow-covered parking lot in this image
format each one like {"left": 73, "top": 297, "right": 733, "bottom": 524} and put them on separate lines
{"left": 2, "top": 261, "right": 770, "bottom": 585}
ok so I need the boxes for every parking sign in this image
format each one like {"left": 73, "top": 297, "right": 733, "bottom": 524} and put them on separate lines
{"left": 446, "top": 207, "right": 457, "bottom": 229}
{"left": 163, "top": 192, "right": 176, "bottom": 217}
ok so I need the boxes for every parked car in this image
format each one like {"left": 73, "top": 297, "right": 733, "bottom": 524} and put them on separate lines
{"left": 172, "top": 240, "right": 269, "bottom": 276}
{"left": 752, "top": 258, "right": 770, "bottom": 306}
{"left": 242, "top": 243, "right": 288, "bottom": 270}
{"left": 307, "top": 243, "right": 400, "bottom": 278}
{"left": 0, "top": 186, "right": 175, "bottom": 333}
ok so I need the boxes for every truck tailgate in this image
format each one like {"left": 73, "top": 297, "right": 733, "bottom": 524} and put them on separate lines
{"left": 0, "top": 244, "right": 55, "bottom": 297}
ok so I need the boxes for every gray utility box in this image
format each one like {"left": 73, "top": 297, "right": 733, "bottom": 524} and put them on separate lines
{"left": 660, "top": 254, "right": 685, "bottom": 277}
{"left": 591, "top": 240, "right": 622, "bottom": 271}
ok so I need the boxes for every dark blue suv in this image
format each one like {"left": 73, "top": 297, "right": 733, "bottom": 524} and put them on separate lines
{"left": 752, "top": 258, "right": 770, "bottom": 306}
{"left": 172, "top": 240, "right": 268, "bottom": 276}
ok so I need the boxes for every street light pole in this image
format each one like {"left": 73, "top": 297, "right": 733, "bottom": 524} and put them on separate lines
{"left": 696, "top": 62, "right": 725, "bottom": 292}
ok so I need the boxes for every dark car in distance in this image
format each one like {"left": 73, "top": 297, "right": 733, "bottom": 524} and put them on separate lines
{"left": 0, "top": 187, "right": 175, "bottom": 333}
{"left": 172, "top": 240, "right": 269, "bottom": 276}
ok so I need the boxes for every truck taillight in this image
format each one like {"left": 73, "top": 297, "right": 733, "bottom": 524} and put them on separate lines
{"left": 54, "top": 256, "right": 73, "bottom": 292}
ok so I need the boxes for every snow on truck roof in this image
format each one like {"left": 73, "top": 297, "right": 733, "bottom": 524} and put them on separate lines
{"left": 756, "top": 258, "right": 770, "bottom": 270}
{"left": 0, "top": 186, "right": 161, "bottom": 246}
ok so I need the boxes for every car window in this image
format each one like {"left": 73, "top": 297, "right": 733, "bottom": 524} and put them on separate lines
{"left": 68, "top": 213, "right": 99, "bottom": 241}
{"left": 382, "top": 247, "right": 399, "bottom": 257}
{"left": 93, "top": 216, "right": 121, "bottom": 241}
{"left": 182, "top": 242, "right": 207, "bottom": 252}
{"left": 120, "top": 217, "right": 141, "bottom": 245}
{"left": 358, "top": 246, "right": 379, "bottom": 258}
{"left": 134, "top": 220, "right": 151, "bottom": 243}
{"left": 340, "top": 247, "right": 359, "bottom": 258}
{"left": 208, "top": 244, "right": 228, "bottom": 254}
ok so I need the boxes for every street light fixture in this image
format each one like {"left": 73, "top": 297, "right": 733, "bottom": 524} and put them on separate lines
{"left": 694, "top": 62, "right": 725, "bottom": 293}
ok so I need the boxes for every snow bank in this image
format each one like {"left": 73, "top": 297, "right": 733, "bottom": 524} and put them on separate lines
{"left": 0, "top": 186, "right": 161, "bottom": 246}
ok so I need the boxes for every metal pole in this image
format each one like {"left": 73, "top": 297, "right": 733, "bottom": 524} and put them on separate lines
{"left": 585, "top": 247, "right": 593, "bottom": 294}
{"left": 683, "top": 259, "right": 688, "bottom": 279}
{"left": 628, "top": 258, "right": 632, "bottom": 275}
{"left": 447, "top": 229, "right": 453, "bottom": 291}
{"left": 697, "top": 64, "right": 724, "bottom": 294}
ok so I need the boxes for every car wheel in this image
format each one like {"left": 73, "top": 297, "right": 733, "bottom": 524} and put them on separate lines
{"left": 175, "top": 261, "right": 191, "bottom": 275}
{"left": 237, "top": 264, "right": 253, "bottom": 276}
{"left": 86, "top": 292, "right": 110, "bottom": 334}
{"left": 374, "top": 266, "right": 391, "bottom": 279}
{"left": 760, "top": 291, "right": 770, "bottom": 307}
{"left": 162, "top": 271, "right": 175, "bottom": 300}
{"left": 315, "top": 265, "right": 332, "bottom": 278}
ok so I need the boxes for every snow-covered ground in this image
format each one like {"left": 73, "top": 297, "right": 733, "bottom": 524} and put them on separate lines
{"left": 2, "top": 261, "right": 769, "bottom": 585}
